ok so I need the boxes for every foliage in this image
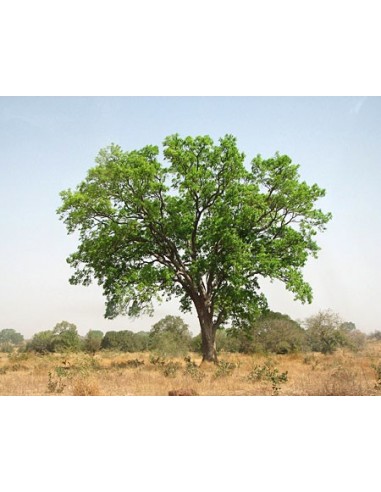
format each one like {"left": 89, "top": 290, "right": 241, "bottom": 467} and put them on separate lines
{"left": 58, "top": 134, "right": 331, "bottom": 361}
{"left": 111, "top": 358, "right": 145, "bottom": 369}
{"left": 28, "top": 330, "right": 54, "bottom": 353}
{"left": 0, "top": 342, "right": 14, "bottom": 353}
{"left": 101, "top": 330, "right": 141, "bottom": 352}
{"left": 213, "top": 359, "right": 239, "bottom": 379}
{"left": 47, "top": 370, "right": 66, "bottom": 394}
{"left": 28, "top": 322, "right": 81, "bottom": 354}
{"left": 0, "top": 329, "right": 24, "bottom": 346}
{"left": 342, "top": 329, "right": 366, "bottom": 352}
{"left": 149, "top": 354, "right": 166, "bottom": 367}
{"left": 83, "top": 330, "right": 104, "bottom": 354}
{"left": 192, "top": 329, "right": 241, "bottom": 354}
{"left": 162, "top": 361, "right": 181, "bottom": 378}
{"left": 305, "top": 311, "right": 364, "bottom": 354}
{"left": 50, "top": 321, "right": 81, "bottom": 353}
{"left": 149, "top": 316, "right": 192, "bottom": 356}
{"left": 246, "top": 359, "right": 288, "bottom": 395}
{"left": 133, "top": 331, "right": 150, "bottom": 351}
{"left": 227, "top": 311, "right": 306, "bottom": 354}
{"left": 183, "top": 356, "right": 205, "bottom": 382}
{"left": 254, "top": 312, "right": 307, "bottom": 354}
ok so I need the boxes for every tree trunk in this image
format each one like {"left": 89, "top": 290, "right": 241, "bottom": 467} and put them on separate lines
{"left": 201, "top": 328, "right": 217, "bottom": 363}
{"left": 196, "top": 303, "right": 218, "bottom": 363}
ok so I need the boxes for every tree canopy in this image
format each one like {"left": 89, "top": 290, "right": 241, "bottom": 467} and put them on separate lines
{"left": 0, "top": 328, "right": 24, "bottom": 345}
{"left": 58, "top": 134, "right": 331, "bottom": 361}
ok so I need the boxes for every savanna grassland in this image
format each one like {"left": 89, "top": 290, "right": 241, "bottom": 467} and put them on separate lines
{"left": 1, "top": 342, "right": 381, "bottom": 396}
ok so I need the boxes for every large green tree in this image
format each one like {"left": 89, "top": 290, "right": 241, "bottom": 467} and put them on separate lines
{"left": 58, "top": 134, "right": 331, "bottom": 362}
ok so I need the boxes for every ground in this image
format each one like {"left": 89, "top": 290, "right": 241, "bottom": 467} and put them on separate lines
{"left": 1, "top": 342, "right": 381, "bottom": 396}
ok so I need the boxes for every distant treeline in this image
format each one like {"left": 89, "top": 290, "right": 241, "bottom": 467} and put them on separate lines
{"left": 1, "top": 311, "right": 380, "bottom": 356}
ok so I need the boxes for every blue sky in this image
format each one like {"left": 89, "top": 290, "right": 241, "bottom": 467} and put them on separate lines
{"left": 1, "top": 96, "right": 380, "bottom": 337}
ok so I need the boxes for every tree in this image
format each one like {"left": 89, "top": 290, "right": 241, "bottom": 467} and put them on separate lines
{"left": 305, "top": 311, "right": 366, "bottom": 354}
{"left": 50, "top": 321, "right": 81, "bottom": 353}
{"left": 226, "top": 311, "right": 306, "bottom": 354}
{"left": 83, "top": 330, "right": 104, "bottom": 354}
{"left": 0, "top": 329, "right": 24, "bottom": 345}
{"left": 305, "top": 310, "right": 346, "bottom": 354}
{"left": 58, "top": 134, "right": 331, "bottom": 362}
{"left": 101, "top": 330, "right": 142, "bottom": 352}
{"left": 149, "top": 315, "right": 192, "bottom": 356}
{"left": 28, "top": 330, "right": 54, "bottom": 353}
{"left": 253, "top": 311, "right": 306, "bottom": 354}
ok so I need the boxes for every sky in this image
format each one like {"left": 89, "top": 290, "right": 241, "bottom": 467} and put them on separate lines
{"left": 1, "top": 96, "right": 380, "bottom": 338}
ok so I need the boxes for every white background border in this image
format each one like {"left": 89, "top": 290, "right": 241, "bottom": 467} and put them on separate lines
{"left": 1, "top": 1, "right": 380, "bottom": 490}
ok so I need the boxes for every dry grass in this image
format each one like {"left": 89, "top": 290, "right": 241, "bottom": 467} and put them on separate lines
{"left": 1, "top": 342, "right": 381, "bottom": 396}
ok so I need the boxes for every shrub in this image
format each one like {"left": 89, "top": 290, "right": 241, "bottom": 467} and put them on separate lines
{"left": 226, "top": 311, "right": 306, "bottom": 354}
{"left": 149, "top": 316, "right": 192, "bottom": 357}
{"left": 247, "top": 359, "right": 288, "bottom": 395}
{"left": 101, "top": 330, "right": 146, "bottom": 352}
{"left": 0, "top": 329, "right": 24, "bottom": 346}
{"left": 213, "top": 359, "right": 239, "bottom": 379}
{"left": 162, "top": 361, "right": 181, "bottom": 378}
{"left": 305, "top": 311, "right": 345, "bottom": 354}
{"left": 149, "top": 354, "right": 166, "bottom": 367}
{"left": 183, "top": 356, "right": 205, "bottom": 382}
{"left": 305, "top": 311, "right": 366, "bottom": 354}
{"left": 111, "top": 359, "right": 145, "bottom": 369}
{"left": 0, "top": 342, "right": 14, "bottom": 353}
{"left": 83, "top": 330, "right": 104, "bottom": 354}
{"left": 28, "top": 330, "right": 54, "bottom": 353}
{"left": 47, "top": 370, "right": 66, "bottom": 394}
{"left": 50, "top": 321, "right": 82, "bottom": 353}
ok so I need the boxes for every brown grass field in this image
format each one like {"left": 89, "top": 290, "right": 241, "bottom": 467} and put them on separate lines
{"left": 1, "top": 341, "right": 381, "bottom": 396}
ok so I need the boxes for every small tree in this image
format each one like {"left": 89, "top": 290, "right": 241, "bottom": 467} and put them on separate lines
{"left": 306, "top": 311, "right": 366, "bottom": 354}
{"left": 101, "top": 330, "right": 141, "bottom": 352}
{"left": 305, "top": 311, "right": 345, "bottom": 354}
{"left": 255, "top": 312, "right": 306, "bottom": 354}
{"left": 28, "top": 330, "right": 54, "bottom": 353}
{"left": 133, "top": 331, "right": 150, "bottom": 352}
{"left": 83, "top": 330, "right": 104, "bottom": 354}
{"left": 50, "top": 321, "right": 81, "bottom": 353}
{"left": 0, "top": 329, "right": 24, "bottom": 345}
{"left": 58, "top": 134, "right": 331, "bottom": 362}
{"left": 149, "top": 315, "right": 192, "bottom": 356}
{"left": 226, "top": 311, "right": 305, "bottom": 354}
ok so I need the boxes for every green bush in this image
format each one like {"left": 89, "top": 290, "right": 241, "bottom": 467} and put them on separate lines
{"left": 247, "top": 359, "right": 288, "bottom": 395}
{"left": 227, "top": 311, "right": 306, "bottom": 354}
{"left": 183, "top": 356, "right": 205, "bottom": 382}
{"left": 162, "top": 361, "right": 181, "bottom": 378}
{"left": 149, "top": 316, "right": 192, "bottom": 357}
{"left": 0, "top": 329, "right": 24, "bottom": 346}
{"left": 50, "top": 321, "right": 81, "bottom": 353}
{"left": 28, "top": 330, "right": 54, "bottom": 353}
{"left": 305, "top": 311, "right": 365, "bottom": 354}
{"left": 83, "top": 330, "right": 104, "bottom": 354}
{"left": 101, "top": 330, "right": 147, "bottom": 352}
{"left": 213, "top": 360, "right": 239, "bottom": 379}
